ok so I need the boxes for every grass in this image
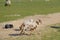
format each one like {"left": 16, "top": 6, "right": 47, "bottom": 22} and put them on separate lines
{"left": 0, "top": 0, "right": 60, "bottom": 40}
{"left": 0, "top": 0, "right": 60, "bottom": 22}
{"left": 41, "top": 23, "right": 60, "bottom": 40}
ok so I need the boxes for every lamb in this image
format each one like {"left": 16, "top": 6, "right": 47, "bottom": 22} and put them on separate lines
{"left": 19, "top": 19, "right": 42, "bottom": 35}
{"left": 5, "top": 0, "right": 11, "bottom": 6}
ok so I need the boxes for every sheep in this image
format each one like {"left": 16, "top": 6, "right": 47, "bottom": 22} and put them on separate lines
{"left": 5, "top": 0, "right": 11, "bottom": 6}
{"left": 19, "top": 19, "right": 42, "bottom": 35}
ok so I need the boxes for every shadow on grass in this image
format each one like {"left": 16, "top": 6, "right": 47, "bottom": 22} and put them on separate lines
{"left": 9, "top": 34, "right": 20, "bottom": 36}
{"left": 50, "top": 26, "right": 60, "bottom": 32}
{"left": 9, "top": 33, "right": 34, "bottom": 36}
{"left": 9, "top": 28, "right": 34, "bottom": 36}
{"left": 50, "top": 26, "right": 60, "bottom": 29}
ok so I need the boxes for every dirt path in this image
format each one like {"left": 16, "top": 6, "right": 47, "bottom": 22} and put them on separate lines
{"left": 0, "top": 13, "right": 60, "bottom": 39}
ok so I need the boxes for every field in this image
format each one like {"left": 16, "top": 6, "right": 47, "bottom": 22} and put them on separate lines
{"left": 0, "top": 0, "right": 60, "bottom": 40}
{"left": 0, "top": 0, "right": 60, "bottom": 22}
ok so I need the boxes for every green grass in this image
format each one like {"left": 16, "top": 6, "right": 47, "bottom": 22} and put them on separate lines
{"left": 40, "top": 23, "right": 60, "bottom": 40}
{"left": 0, "top": 0, "right": 60, "bottom": 22}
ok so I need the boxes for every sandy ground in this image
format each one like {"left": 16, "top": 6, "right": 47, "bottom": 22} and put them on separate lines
{"left": 0, "top": 13, "right": 60, "bottom": 39}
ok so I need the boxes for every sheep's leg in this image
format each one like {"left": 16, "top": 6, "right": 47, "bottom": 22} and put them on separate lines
{"left": 20, "top": 29, "right": 25, "bottom": 35}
